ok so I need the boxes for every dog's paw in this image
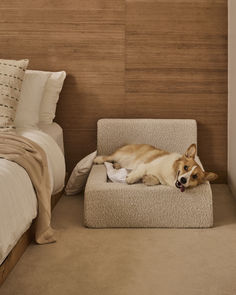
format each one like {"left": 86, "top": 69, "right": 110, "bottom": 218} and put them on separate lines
{"left": 93, "top": 156, "right": 104, "bottom": 165}
{"left": 142, "top": 174, "right": 159, "bottom": 186}
{"left": 126, "top": 174, "right": 137, "bottom": 184}
{"left": 113, "top": 162, "right": 121, "bottom": 170}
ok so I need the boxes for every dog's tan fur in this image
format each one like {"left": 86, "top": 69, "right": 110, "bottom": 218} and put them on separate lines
{"left": 94, "top": 143, "right": 218, "bottom": 191}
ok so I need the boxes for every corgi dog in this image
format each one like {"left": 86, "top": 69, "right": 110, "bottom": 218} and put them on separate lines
{"left": 94, "top": 143, "right": 218, "bottom": 192}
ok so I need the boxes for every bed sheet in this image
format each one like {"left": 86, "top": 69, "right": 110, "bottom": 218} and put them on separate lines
{"left": 0, "top": 128, "right": 65, "bottom": 264}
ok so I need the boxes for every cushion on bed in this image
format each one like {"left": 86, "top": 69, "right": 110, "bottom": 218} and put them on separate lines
{"left": 15, "top": 70, "right": 49, "bottom": 128}
{"left": 0, "top": 58, "right": 29, "bottom": 132}
{"left": 39, "top": 71, "right": 66, "bottom": 124}
{"left": 84, "top": 119, "right": 213, "bottom": 228}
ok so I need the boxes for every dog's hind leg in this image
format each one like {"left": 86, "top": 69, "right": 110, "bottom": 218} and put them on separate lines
{"left": 93, "top": 154, "right": 116, "bottom": 165}
{"left": 113, "top": 162, "right": 122, "bottom": 169}
{"left": 142, "top": 174, "right": 160, "bottom": 186}
{"left": 126, "top": 164, "right": 146, "bottom": 184}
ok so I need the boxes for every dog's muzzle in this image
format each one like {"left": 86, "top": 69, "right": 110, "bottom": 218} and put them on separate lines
{"left": 175, "top": 180, "right": 185, "bottom": 192}
{"left": 175, "top": 171, "right": 185, "bottom": 192}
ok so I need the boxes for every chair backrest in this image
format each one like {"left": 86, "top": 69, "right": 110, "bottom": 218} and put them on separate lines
{"left": 97, "top": 119, "right": 197, "bottom": 155}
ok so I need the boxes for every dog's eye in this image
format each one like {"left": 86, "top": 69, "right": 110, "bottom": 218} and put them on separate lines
{"left": 184, "top": 165, "right": 188, "bottom": 171}
{"left": 192, "top": 174, "right": 198, "bottom": 179}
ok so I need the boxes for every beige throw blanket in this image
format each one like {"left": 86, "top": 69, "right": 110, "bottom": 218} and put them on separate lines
{"left": 0, "top": 133, "right": 56, "bottom": 244}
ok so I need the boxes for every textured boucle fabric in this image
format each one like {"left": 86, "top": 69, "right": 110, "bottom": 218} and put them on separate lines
{"left": 97, "top": 119, "right": 197, "bottom": 155}
{"left": 84, "top": 165, "right": 213, "bottom": 228}
{"left": 84, "top": 119, "right": 213, "bottom": 228}
{"left": 0, "top": 59, "right": 28, "bottom": 132}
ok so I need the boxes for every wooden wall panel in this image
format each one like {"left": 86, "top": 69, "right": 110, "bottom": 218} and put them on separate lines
{"left": 57, "top": 71, "right": 125, "bottom": 130}
{"left": 0, "top": 0, "right": 125, "bottom": 174}
{"left": 125, "top": 0, "right": 227, "bottom": 182}
{"left": 63, "top": 129, "right": 97, "bottom": 173}
{"left": 0, "top": 0, "right": 227, "bottom": 182}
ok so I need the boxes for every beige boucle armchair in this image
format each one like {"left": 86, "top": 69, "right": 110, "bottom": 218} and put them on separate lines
{"left": 84, "top": 119, "right": 213, "bottom": 228}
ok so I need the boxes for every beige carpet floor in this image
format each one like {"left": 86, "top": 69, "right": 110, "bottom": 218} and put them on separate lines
{"left": 1, "top": 184, "right": 236, "bottom": 295}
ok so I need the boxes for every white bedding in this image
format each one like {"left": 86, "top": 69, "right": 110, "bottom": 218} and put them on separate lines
{"left": 0, "top": 127, "right": 66, "bottom": 265}
{"left": 39, "top": 122, "right": 64, "bottom": 154}
{"left": 104, "top": 162, "right": 130, "bottom": 183}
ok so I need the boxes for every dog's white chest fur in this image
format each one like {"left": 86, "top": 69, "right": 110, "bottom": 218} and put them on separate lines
{"left": 146, "top": 153, "right": 181, "bottom": 186}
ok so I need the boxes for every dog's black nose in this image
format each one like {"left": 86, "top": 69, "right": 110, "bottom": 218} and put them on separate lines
{"left": 180, "top": 177, "right": 187, "bottom": 184}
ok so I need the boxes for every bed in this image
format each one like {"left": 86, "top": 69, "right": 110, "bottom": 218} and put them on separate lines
{"left": 0, "top": 62, "right": 67, "bottom": 285}
{"left": 0, "top": 123, "right": 66, "bottom": 277}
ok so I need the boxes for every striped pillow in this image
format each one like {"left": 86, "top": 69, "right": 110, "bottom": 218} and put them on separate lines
{"left": 0, "top": 59, "right": 29, "bottom": 132}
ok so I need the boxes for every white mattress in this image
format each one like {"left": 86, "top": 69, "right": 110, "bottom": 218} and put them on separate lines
{"left": 0, "top": 127, "right": 66, "bottom": 265}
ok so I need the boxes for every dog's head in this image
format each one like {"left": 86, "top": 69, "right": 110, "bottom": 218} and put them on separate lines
{"left": 174, "top": 144, "right": 218, "bottom": 192}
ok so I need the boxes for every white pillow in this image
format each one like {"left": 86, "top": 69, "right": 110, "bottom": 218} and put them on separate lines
{"left": 15, "top": 70, "right": 49, "bottom": 128}
{"left": 39, "top": 71, "right": 66, "bottom": 124}
{"left": 65, "top": 151, "right": 97, "bottom": 196}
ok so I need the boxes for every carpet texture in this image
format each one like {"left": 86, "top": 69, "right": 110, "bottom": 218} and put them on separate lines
{"left": 1, "top": 185, "right": 236, "bottom": 295}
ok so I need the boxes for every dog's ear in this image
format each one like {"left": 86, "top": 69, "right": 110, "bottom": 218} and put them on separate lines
{"left": 185, "top": 144, "right": 196, "bottom": 159}
{"left": 204, "top": 172, "right": 218, "bottom": 182}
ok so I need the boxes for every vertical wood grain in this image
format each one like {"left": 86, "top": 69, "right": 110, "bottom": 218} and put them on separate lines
{"left": 125, "top": 0, "right": 227, "bottom": 182}
{"left": 0, "top": 0, "right": 227, "bottom": 182}
{"left": 0, "top": 0, "right": 126, "bottom": 174}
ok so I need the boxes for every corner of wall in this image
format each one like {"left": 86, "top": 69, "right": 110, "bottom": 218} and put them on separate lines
{"left": 228, "top": 0, "right": 236, "bottom": 198}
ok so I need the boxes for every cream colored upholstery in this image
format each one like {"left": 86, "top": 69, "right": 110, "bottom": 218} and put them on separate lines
{"left": 97, "top": 119, "right": 197, "bottom": 155}
{"left": 84, "top": 119, "right": 213, "bottom": 228}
